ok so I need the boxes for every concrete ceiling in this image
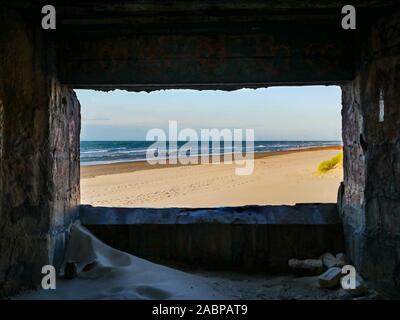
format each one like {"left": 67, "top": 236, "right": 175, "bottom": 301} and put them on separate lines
{"left": 8, "top": 1, "right": 399, "bottom": 11}
{"left": 6, "top": 1, "right": 395, "bottom": 37}
{"left": 6, "top": 1, "right": 396, "bottom": 88}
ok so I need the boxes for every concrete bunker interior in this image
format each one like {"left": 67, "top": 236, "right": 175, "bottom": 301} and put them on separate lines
{"left": 1, "top": 1, "right": 400, "bottom": 298}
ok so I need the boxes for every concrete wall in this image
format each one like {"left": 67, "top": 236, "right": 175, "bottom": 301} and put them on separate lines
{"left": 81, "top": 204, "right": 344, "bottom": 272}
{"left": 341, "top": 10, "right": 400, "bottom": 295}
{"left": 0, "top": 98, "right": 3, "bottom": 165}
{"left": 0, "top": 10, "right": 80, "bottom": 297}
{"left": 0, "top": 97, "right": 3, "bottom": 233}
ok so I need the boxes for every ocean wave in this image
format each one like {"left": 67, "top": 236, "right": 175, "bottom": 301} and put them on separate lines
{"left": 80, "top": 141, "right": 342, "bottom": 165}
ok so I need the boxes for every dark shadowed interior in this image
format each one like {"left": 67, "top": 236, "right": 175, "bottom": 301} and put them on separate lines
{"left": 1, "top": 1, "right": 400, "bottom": 297}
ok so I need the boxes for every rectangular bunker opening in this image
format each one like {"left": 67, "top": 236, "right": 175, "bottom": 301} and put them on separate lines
{"left": 77, "top": 86, "right": 343, "bottom": 208}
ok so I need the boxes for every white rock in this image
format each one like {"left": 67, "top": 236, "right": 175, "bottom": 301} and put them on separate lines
{"left": 318, "top": 267, "right": 342, "bottom": 288}
{"left": 335, "top": 253, "right": 346, "bottom": 267}
{"left": 288, "top": 258, "right": 323, "bottom": 276}
{"left": 321, "top": 253, "right": 338, "bottom": 269}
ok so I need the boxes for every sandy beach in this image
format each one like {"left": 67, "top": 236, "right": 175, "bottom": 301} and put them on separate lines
{"left": 81, "top": 146, "right": 343, "bottom": 208}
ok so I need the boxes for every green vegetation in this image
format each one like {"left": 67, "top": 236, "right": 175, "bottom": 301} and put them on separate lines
{"left": 317, "top": 152, "right": 343, "bottom": 174}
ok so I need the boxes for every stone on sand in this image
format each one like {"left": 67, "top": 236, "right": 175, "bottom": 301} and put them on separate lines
{"left": 318, "top": 267, "right": 342, "bottom": 288}
{"left": 335, "top": 253, "right": 346, "bottom": 267}
{"left": 288, "top": 258, "right": 323, "bottom": 276}
{"left": 321, "top": 252, "right": 347, "bottom": 269}
{"left": 321, "top": 253, "right": 338, "bottom": 269}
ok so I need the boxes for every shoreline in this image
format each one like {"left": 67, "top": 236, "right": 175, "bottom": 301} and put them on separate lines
{"left": 81, "top": 145, "right": 342, "bottom": 179}
{"left": 80, "top": 146, "right": 343, "bottom": 207}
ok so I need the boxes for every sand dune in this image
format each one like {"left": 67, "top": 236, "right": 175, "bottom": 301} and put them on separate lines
{"left": 81, "top": 147, "right": 343, "bottom": 207}
{"left": 17, "top": 222, "right": 225, "bottom": 300}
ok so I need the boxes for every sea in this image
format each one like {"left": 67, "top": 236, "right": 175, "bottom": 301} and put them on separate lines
{"left": 80, "top": 140, "right": 342, "bottom": 166}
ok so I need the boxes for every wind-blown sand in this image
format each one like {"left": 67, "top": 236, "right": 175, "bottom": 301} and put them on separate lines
{"left": 16, "top": 222, "right": 224, "bottom": 300}
{"left": 81, "top": 147, "right": 343, "bottom": 207}
{"left": 17, "top": 222, "right": 353, "bottom": 300}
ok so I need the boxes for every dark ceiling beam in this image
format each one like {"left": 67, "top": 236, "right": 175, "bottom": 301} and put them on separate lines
{"left": 58, "top": 22, "right": 356, "bottom": 90}
{"left": 6, "top": 0, "right": 399, "bottom": 13}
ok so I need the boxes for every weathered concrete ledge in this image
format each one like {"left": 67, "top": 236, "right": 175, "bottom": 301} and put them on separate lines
{"left": 80, "top": 203, "right": 340, "bottom": 225}
{"left": 80, "top": 204, "right": 344, "bottom": 272}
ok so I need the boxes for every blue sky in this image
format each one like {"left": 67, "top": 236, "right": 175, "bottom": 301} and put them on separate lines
{"left": 76, "top": 86, "right": 342, "bottom": 141}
